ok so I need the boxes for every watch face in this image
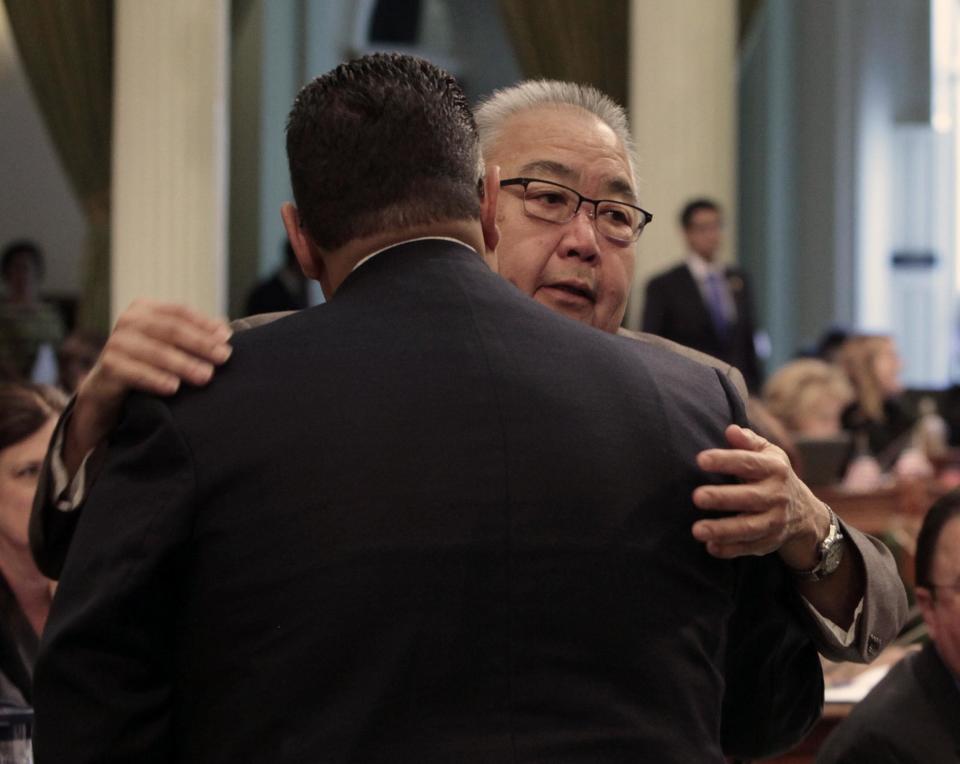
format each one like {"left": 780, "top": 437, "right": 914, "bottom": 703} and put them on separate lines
{"left": 822, "top": 536, "right": 844, "bottom": 575}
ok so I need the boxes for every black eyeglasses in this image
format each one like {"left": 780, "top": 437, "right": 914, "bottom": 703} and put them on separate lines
{"left": 500, "top": 177, "right": 653, "bottom": 243}
{"left": 929, "top": 581, "right": 960, "bottom": 595}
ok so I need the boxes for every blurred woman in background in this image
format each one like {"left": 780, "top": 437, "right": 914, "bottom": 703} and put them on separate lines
{"left": 0, "top": 382, "right": 64, "bottom": 707}
{"left": 838, "top": 334, "right": 915, "bottom": 458}
{"left": 763, "top": 358, "right": 854, "bottom": 439}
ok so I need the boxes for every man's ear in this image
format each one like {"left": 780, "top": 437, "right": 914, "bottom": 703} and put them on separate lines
{"left": 479, "top": 165, "right": 500, "bottom": 257}
{"left": 281, "top": 203, "right": 328, "bottom": 293}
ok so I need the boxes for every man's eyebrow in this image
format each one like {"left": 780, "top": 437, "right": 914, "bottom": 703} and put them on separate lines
{"left": 517, "top": 160, "right": 576, "bottom": 180}
{"left": 604, "top": 177, "right": 637, "bottom": 203}
{"left": 516, "top": 160, "right": 637, "bottom": 203}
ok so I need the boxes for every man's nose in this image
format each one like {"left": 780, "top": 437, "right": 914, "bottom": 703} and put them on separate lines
{"left": 557, "top": 206, "right": 601, "bottom": 263}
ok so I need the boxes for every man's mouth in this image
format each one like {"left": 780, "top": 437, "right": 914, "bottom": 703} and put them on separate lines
{"left": 543, "top": 280, "right": 596, "bottom": 303}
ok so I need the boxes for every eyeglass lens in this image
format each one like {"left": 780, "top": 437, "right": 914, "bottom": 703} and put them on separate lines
{"left": 521, "top": 181, "right": 643, "bottom": 241}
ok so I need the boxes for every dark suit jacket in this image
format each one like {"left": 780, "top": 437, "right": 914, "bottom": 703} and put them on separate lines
{"left": 29, "top": 291, "right": 907, "bottom": 760}
{"left": 816, "top": 642, "right": 960, "bottom": 763}
{"left": 35, "top": 239, "right": 762, "bottom": 763}
{"left": 643, "top": 262, "right": 762, "bottom": 392}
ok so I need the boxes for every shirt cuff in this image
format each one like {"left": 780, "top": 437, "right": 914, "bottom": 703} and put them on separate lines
{"left": 801, "top": 596, "right": 864, "bottom": 648}
{"left": 50, "top": 417, "right": 93, "bottom": 512}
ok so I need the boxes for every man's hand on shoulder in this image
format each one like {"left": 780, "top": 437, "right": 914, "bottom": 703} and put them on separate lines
{"left": 64, "top": 299, "right": 233, "bottom": 477}
{"left": 690, "top": 424, "right": 831, "bottom": 568}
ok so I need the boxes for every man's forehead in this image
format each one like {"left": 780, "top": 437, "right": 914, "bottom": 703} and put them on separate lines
{"left": 489, "top": 105, "right": 636, "bottom": 199}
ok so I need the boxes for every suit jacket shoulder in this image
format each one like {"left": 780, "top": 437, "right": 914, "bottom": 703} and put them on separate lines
{"left": 617, "top": 327, "right": 748, "bottom": 403}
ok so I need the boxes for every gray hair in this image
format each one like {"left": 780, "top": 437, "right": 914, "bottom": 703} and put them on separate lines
{"left": 474, "top": 80, "right": 638, "bottom": 182}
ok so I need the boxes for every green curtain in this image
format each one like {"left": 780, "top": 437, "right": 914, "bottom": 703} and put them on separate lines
{"left": 3, "top": 0, "right": 114, "bottom": 332}
{"left": 497, "top": 0, "right": 629, "bottom": 109}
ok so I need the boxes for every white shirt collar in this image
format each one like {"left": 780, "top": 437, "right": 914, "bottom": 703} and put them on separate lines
{"left": 685, "top": 252, "right": 725, "bottom": 282}
{"left": 351, "top": 236, "right": 478, "bottom": 273}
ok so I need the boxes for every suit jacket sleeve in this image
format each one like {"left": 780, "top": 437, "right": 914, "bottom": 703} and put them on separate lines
{"left": 28, "top": 398, "right": 93, "bottom": 580}
{"left": 721, "top": 556, "right": 823, "bottom": 759}
{"left": 805, "top": 521, "right": 908, "bottom": 663}
{"left": 33, "top": 393, "right": 194, "bottom": 764}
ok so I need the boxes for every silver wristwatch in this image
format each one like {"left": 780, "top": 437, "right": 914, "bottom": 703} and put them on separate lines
{"left": 792, "top": 506, "right": 844, "bottom": 582}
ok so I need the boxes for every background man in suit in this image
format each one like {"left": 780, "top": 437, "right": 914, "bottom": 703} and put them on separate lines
{"left": 37, "top": 53, "right": 772, "bottom": 762}
{"left": 817, "top": 490, "right": 960, "bottom": 763}
{"left": 32, "top": 79, "right": 905, "bottom": 759}
{"left": 642, "top": 198, "right": 763, "bottom": 391}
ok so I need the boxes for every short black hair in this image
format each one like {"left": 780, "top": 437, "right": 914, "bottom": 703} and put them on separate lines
{"left": 1, "top": 240, "right": 44, "bottom": 280}
{"left": 680, "top": 198, "right": 721, "bottom": 229}
{"left": 915, "top": 489, "right": 960, "bottom": 593}
{"left": 286, "top": 53, "right": 482, "bottom": 250}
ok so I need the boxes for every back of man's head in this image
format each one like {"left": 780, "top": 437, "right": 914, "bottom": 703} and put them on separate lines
{"left": 286, "top": 53, "right": 482, "bottom": 251}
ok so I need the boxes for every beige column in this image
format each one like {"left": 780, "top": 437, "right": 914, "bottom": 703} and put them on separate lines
{"left": 625, "top": 0, "right": 737, "bottom": 329}
{"left": 111, "top": 1, "right": 229, "bottom": 321}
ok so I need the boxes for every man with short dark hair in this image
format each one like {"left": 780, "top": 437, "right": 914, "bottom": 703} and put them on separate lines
{"left": 817, "top": 491, "right": 960, "bottom": 763}
{"left": 642, "top": 198, "right": 762, "bottom": 391}
{"left": 35, "top": 53, "right": 760, "bottom": 763}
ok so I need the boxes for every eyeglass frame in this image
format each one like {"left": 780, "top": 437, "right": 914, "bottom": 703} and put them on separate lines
{"left": 499, "top": 177, "right": 653, "bottom": 243}
{"left": 927, "top": 581, "right": 960, "bottom": 596}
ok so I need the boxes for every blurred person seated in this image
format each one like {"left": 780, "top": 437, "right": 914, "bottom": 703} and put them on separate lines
{"left": 744, "top": 396, "right": 800, "bottom": 469}
{"left": 839, "top": 334, "right": 914, "bottom": 457}
{"left": 839, "top": 334, "right": 935, "bottom": 485}
{"left": 816, "top": 490, "right": 960, "bottom": 763}
{"left": 762, "top": 358, "right": 881, "bottom": 489}
{"left": 815, "top": 327, "right": 850, "bottom": 365}
{"left": 0, "top": 241, "right": 65, "bottom": 384}
{"left": 0, "top": 382, "right": 64, "bottom": 707}
{"left": 56, "top": 330, "right": 105, "bottom": 395}
{"left": 244, "top": 240, "right": 309, "bottom": 316}
{"left": 764, "top": 358, "right": 854, "bottom": 439}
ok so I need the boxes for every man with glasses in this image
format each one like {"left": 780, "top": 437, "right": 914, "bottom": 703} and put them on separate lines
{"left": 33, "top": 77, "right": 904, "bottom": 759}
{"left": 817, "top": 490, "right": 960, "bottom": 763}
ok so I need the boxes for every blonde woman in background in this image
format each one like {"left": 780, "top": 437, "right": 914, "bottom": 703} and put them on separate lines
{"left": 838, "top": 335, "right": 915, "bottom": 458}
{"left": 762, "top": 358, "right": 878, "bottom": 488}
{"left": 764, "top": 358, "right": 854, "bottom": 439}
